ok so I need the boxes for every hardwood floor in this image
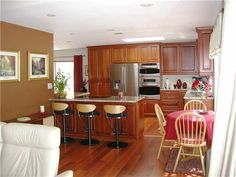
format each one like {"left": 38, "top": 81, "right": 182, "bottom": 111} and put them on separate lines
{"left": 58, "top": 117, "right": 204, "bottom": 177}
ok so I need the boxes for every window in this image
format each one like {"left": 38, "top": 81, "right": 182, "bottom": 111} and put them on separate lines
{"left": 54, "top": 61, "right": 74, "bottom": 97}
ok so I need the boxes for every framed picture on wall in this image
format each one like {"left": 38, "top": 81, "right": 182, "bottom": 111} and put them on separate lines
{"left": 0, "top": 50, "right": 20, "bottom": 82}
{"left": 28, "top": 52, "right": 49, "bottom": 80}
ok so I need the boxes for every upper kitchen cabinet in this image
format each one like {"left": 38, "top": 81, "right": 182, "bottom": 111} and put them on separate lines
{"left": 161, "top": 44, "right": 179, "bottom": 74}
{"left": 110, "top": 43, "right": 160, "bottom": 63}
{"left": 196, "top": 27, "right": 214, "bottom": 76}
{"left": 88, "top": 47, "right": 110, "bottom": 82}
{"left": 139, "top": 44, "right": 160, "bottom": 62}
{"left": 179, "top": 43, "right": 198, "bottom": 73}
{"left": 126, "top": 45, "right": 140, "bottom": 62}
{"left": 161, "top": 42, "right": 198, "bottom": 75}
{"left": 111, "top": 46, "right": 126, "bottom": 63}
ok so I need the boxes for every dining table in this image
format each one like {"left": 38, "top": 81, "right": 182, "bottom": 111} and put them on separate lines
{"left": 165, "top": 110, "right": 215, "bottom": 148}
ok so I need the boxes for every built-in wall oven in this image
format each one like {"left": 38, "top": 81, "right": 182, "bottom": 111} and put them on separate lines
{"left": 139, "top": 63, "right": 160, "bottom": 99}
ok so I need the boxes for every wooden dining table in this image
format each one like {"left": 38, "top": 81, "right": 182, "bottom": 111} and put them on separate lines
{"left": 165, "top": 110, "right": 215, "bottom": 148}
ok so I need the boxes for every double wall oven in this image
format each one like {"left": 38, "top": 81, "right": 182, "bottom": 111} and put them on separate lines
{"left": 139, "top": 63, "right": 160, "bottom": 99}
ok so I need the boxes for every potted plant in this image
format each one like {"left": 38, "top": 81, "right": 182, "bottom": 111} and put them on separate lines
{"left": 54, "top": 69, "right": 70, "bottom": 98}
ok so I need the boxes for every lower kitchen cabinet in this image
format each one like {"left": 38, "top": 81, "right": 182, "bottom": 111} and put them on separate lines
{"left": 160, "top": 90, "right": 187, "bottom": 116}
{"left": 143, "top": 99, "right": 160, "bottom": 117}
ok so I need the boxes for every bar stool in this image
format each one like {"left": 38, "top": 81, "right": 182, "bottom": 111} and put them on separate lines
{"left": 104, "top": 105, "right": 128, "bottom": 149}
{"left": 52, "top": 102, "right": 73, "bottom": 143}
{"left": 76, "top": 104, "right": 99, "bottom": 145}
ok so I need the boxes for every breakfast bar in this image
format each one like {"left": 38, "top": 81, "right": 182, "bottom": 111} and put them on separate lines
{"left": 49, "top": 96, "right": 145, "bottom": 142}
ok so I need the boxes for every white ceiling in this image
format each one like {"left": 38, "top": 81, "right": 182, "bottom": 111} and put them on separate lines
{"left": 1, "top": 0, "right": 223, "bottom": 50}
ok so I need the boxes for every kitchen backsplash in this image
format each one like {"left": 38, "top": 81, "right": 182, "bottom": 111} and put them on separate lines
{"left": 162, "top": 75, "right": 199, "bottom": 89}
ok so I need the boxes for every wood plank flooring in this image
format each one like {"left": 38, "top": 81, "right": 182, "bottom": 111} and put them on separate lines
{"left": 58, "top": 117, "right": 204, "bottom": 177}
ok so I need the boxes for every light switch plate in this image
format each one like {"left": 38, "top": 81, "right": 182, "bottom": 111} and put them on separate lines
{"left": 48, "top": 83, "right": 53, "bottom": 89}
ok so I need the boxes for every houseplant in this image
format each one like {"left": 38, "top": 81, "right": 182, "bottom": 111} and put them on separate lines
{"left": 54, "top": 69, "right": 70, "bottom": 98}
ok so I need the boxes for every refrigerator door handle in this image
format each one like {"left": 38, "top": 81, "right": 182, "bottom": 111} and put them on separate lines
{"left": 123, "top": 67, "right": 127, "bottom": 92}
{"left": 121, "top": 66, "right": 124, "bottom": 91}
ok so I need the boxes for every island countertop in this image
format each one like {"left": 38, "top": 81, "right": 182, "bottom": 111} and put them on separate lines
{"left": 49, "top": 96, "right": 145, "bottom": 103}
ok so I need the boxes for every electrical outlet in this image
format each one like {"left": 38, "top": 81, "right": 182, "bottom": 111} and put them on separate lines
{"left": 48, "top": 83, "right": 53, "bottom": 89}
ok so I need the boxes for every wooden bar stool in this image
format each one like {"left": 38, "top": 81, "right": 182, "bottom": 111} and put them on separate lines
{"left": 52, "top": 102, "right": 73, "bottom": 143}
{"left": 104, "top": 105, "right": 128, "bottom": 149}
{"left": 76, "top": 104, "right": 99, "bottom": 145}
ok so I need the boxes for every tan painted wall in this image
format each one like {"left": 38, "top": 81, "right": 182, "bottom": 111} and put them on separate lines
{"left": 0, "top": 21, "right": 54, "bottom": 121}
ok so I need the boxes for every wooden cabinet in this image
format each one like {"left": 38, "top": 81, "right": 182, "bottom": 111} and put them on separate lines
{"left": 160, "top": 90, "right": 187, "bottom": 116}
{"left": 139, "top": 44, "right": 160, "bottom": 62}
{"left": 161, "top": 43, "right": 198, "bottom": 75}
{"left": 126, "top": 45, "right": 140, "bottom": 62}
{"left": 111, "top": 46, "right": 126, "bottom": 63}
{"left": 110, "top": 43, "right": 160, "bottom": 63}
{"left": 143, "top": 99, "right": 160, "bottom": 117}
{"left": 179, "top": 44, "right": 198, "bottom": 73}
{"left": 88, "top": 47, "right": 111, "bottom": 97}
{"left": 196, "top": 27, "right": 214, "bottom": 76}
{"left": 161, "top": 44, "right": 179, "bottom": 73}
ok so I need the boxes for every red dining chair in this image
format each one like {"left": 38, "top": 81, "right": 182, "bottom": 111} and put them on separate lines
{"left": 173, "top": 112, "right": 207, "bottom": 176}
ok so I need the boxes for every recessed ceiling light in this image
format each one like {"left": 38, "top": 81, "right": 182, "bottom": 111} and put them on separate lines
{"left": 114, "top": 32, "right": 124, "bottom": 35}
{"left": 107, "top": 29, "right": 116, "bottom": 32}
{"left": 69, "top": 33, "right": 75, "bottom": 35}
{"left": 46, "top": 14, "right": 56, "bottom": 17}
{"left": 140, "top": 3, "right": 154, "bottom": 7}
{"left": 66, "top": 40, "right": 72, "bottom": 43}
{"left": 122, "top": 37, "right": 165, "bottom": 43}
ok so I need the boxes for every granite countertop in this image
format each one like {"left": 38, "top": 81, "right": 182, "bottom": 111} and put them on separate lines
{"left": 49, "top": 96, "right": 145, "bottom": 103}
{"left": 184, "top": 90, "right": 214, "bottom": 100}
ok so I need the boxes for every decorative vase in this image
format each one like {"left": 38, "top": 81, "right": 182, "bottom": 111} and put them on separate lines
{"left": 57, "top": 91, "right": 67, "bottom": 99}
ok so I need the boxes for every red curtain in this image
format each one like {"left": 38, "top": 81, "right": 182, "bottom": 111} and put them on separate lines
{"left": 74, "top": 55, "right": 83, "bottom": 92}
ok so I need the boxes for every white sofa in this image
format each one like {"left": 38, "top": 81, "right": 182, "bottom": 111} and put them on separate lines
{"left": 0, "top": 122, "right": 73, "bottom": 177}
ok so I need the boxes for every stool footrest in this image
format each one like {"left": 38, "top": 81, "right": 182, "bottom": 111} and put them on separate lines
{"left": 80, "top": 138, "right": 100, "bottom": 146}
{"left": 107, "top": 142, "right": 128, "bottom": 149}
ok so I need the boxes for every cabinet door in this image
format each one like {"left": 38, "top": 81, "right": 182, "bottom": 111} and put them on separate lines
{"left": 111, "top": 46, "right": 126, "bottom": 63}
{"left": 126, "top": 45, "right": 140, "bottom": 62}
{"left": 197, "top": 28, "right": 214, "bottom": 75}
{"left": 179, "top": 44, "right": 198, "bottom": 74}
{"left": 88, "top": 48, "right": 100, "bottom": 81}
{"left": 149, "top": 44, "right": 160, "bottom": 62}
{"left": 99, "top": 82, "right": 110, "bottom": 97}
{"left": 143, "top": 99, "right": 160, "bottom": 117}
{"left": 89, "top": 82, "right": 100, "bottom": 97}
{"left": 161, "top": 45, "right": 179, "bottom": 74}
{"left": 139, "top": 45, "right": 149, "bottom": 62}
{"left": 100, "top": 48, "right": 111, "bottom": 81}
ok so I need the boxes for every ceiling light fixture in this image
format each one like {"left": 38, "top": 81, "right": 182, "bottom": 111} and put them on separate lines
{"left": 140, "top": 3, "right": 154, "bottom": 7}
{"left": 114, "top": 32, "right": 124, "bottom": 35}
{"left": 46, "top": 14, "right": 56, "bottom": 17}
{"left": 122, "top": 37, "right": 165, "bottom": 43}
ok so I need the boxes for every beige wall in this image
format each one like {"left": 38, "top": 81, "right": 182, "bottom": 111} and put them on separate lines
{"left": 0, "top": 21, "right": 54, "bottom": 121}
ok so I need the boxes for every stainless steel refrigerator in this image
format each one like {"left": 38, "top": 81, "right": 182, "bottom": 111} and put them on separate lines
{"left": 110, "top": 63, "right": 139, "bottom": 96}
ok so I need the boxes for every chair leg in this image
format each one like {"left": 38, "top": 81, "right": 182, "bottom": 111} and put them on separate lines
{"left": 173, "top": 146, "right": 182, "bottom": 172}
{"left": 199, "top": 147, "right": 206, "bottom": 176}
{"left": 62, "top": 115, "right": 66, "bottom": 143}
{"left": 157, "top": 135, "right": 164, "bottom": 159}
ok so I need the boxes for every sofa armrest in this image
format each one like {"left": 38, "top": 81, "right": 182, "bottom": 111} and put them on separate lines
{"left": 57, "top": 170, "right": 73, "bottom": 177}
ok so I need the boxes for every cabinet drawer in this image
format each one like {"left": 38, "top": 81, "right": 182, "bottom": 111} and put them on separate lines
{"left": 161, "top": 91, "right": 180, "bottom": 99}
{"left": 161, "top": 99, "right": 179, "bottom": 107}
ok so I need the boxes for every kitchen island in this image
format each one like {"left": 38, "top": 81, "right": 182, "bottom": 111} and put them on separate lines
{"left": 49, "top": 96, "right": 145, "bottom": 142}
